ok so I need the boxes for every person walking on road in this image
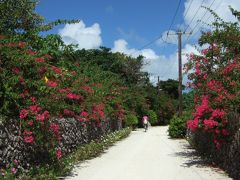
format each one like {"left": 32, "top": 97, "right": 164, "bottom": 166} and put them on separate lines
{"left": 142, "top": 115, "right": 149, "bottom": 132}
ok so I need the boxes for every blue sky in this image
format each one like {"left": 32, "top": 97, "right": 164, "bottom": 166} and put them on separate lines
{"left": 37, "top": 0, "right": 184, "bottom": 55}
{"left": 36, "top": 0, "right": 240, "bottom": 82}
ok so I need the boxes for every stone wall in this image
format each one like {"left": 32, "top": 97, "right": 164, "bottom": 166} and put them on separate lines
{"left": 189, "top": 111, "right": 240, "bottom": 179}
{"left": 0, "top": 118, "right": 122, "bottom": 169}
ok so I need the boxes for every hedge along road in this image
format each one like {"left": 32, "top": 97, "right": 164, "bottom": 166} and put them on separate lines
{"left": 65, "top": 126, "right": 231, "bottom": 180}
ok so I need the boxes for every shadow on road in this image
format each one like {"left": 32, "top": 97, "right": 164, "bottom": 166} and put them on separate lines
{"left": 170, "top": 142, "right": 227, "bottom": 176}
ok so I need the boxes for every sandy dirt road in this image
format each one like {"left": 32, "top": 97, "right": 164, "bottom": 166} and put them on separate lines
{"left": 65, "top": 126, "right": 231, "bottom": 180}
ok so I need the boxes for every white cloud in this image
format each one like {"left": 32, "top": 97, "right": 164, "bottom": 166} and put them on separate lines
{"left": 112, "top": 39, "right": 158, "bottom": 59}
{"left": 112, "top": 39, "right": 200, "bottom": 84}
{"left": 154, "top": 0, "right": 240, "bottom": 46}
{"left": 58, "top": 21, "right": 102, "bottom": 49}
{"left": 156, "top": 30, "right": 178, "bottom": 45}
{"left": 183, "top": 0, "right": 240, "bottom": 36}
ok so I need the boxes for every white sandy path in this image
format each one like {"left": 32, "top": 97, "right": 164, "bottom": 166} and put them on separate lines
{"left": 65, "top": 126, "right": 231, "bottom": 180}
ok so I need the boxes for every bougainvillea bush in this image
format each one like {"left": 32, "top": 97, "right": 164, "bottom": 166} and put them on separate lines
{"left": 185, "top": 8, "right": 240, "bottom": 149}
{"left": 0, "top": 34, "right": 129, "bottom": 178}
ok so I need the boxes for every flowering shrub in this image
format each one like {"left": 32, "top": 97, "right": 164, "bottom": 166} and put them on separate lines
{"left": 185, "top": 9, "right": 240, "bottom": 149}
{"left": 0, "top": 35, "right": 127, "bottom": 170}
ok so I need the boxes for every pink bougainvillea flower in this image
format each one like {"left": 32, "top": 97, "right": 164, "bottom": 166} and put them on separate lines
{"left": 203, "top": 119, "right": 219, "bottom": 129}
{"left": 59, "top": 88, "right": 72, "bottom": 93}
{"left": 12, "top": 67, "right": 21, "bottom": 75}
{"left": 66, "top": 93, "right": 83, "bottom": 100}
{"left": 11, "top": 168, "right": 17, "bottom": 174}
{"left": 26, "top": 49, "right": 36, "bottom": 55}
{"left": 80, "top": 111, "right": 88, "bottom": 117}
{"left": 30, "top": 96, "right": 37, "bottom": 103}
{"left": 222, "top": 129, "right": 230, "bottom": 136}
{"left": 24, "top": 135, "right": 34, "bottom": 143}
{"left": 43, "top": 111, "right": 50, "bottom": 119}
{"left": 20, "top": 109, "right": 28, "bottom": 119}
{"left": 36, "top": 111, "right": 49, "bottom": 121}
{"left": 201, "top": 48, "right": 209, "bottom": 55}
{"left": 28, "top": 120, "right": 34, "bottom": 126}
{"left": 56, "top": 148, "right": 62, "bottom": 159}
{"left": 211, "top": 109, "right": 225, "bottom": 119}
{"left": 19, "top": 76, "right": 25, "bottom": 84}
{"left": 63, "top": 109, "right": 75, "bottom": 117}
{"left": 47, "top": 81, "right": 57, "bottom": 87}
{"left": 82, "top": 86, "right": 94, "bottom": 94}
{"left": 51, "top": 66, "right": 62, "bottom": 74}
{"left": 49, "top": 123, "right": 60, "bottom": 135}
{"left": 23, "top": 130, "right": 34, "bottom": 143}
{"left": 187, "top": 119, "right": 199, "bottom": 131}
{"left": 35, "top": 57, "right": 45, "bottom": 63}
{"left": 36, "top": 113, "right": 45, "bottom": 122}
{"left": 29, "top": 105, "right": 41, "bottom": 114}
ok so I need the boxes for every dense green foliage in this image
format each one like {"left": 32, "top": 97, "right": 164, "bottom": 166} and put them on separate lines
{"left": 147, "top": 110, "right": 158, "bottom": 125}
{"left": 168, "top": 111, "right": 192, "bottom": 138}
{"left": 124, "top": 114, "right": 138, "bottom": 127}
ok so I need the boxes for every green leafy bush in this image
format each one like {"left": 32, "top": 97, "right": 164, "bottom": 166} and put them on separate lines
{"left": 168, "top": 111, "right": 192, "bottom": 138}
{"left": 147, "top": 110, "right": 158, "bottom": 125}
{"left": 168, "top": 116, "right": 186, "bottom": 138}
{"left": 124, "top": 114, "right": 138, "bottom": 127}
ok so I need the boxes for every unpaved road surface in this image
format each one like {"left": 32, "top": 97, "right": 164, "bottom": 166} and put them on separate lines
{"left": 65, "top": 126, "right": 231, "bottom": 180}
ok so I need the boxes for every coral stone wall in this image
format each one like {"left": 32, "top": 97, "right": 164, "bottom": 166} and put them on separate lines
{"left": 0, "top": 118, "right": 122, "bottom": 168}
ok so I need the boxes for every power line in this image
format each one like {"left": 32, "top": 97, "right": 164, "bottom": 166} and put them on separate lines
{"left": 191, "top": 0, "right": 216, "bottom": 33}
{"left": 184, "top": 0, "right": 205, "bottom": 33}
{"left": 185, "top": 0, "right": 222, "bottom": 44}
{"left": 134, "top": 0, "right": 183, "bottom": 51}
{"left": 138, "top": 34, "right": 171, "bottom": 50}
{"left": 182, "top": 0, "right": 194, "bottom": 23}
{"left": 166, "top": 0, "right": 182, "bottom": 38}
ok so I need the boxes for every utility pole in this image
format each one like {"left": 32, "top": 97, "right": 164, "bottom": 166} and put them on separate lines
{"left": 157, "top": 76, "right": 160, "bottom": 95}
{"left": 167, "top": 30, "right": 191, "bottom": 116}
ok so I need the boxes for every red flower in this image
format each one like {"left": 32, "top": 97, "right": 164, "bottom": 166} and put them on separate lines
{"left": 36, "top": 111, "right": 49, "bottom": 122}
{"left": 23, "top": 130, "right": 34, "bottom": 143}
{"left": 211, "top": 109, "right": 225, "bottom": 119}
{"left": 201, "top": 48, "right": 209, "bottom": 55}
{"left": 18, "top": 41, "right": 26, "bottom": 48}
{"left": 203, "top": 119, "right": 219, "bottom": 129}
{"left": 19, "top": 76, "right": 25, "bottom": 84}
{"left": 56, "top": 148, "right": 62, "bottom": 159}
{"left": 26, "top": 49, "right": 36, "bottom": 55}
{"left": 36, "top": 114, "right": 45, "bottom": 122}
{"left": 11, "top": 167, "right": 17, "bottom": 174}
{"left": 51, "top": 66, "right": 62, "bottom": 74}
{"left": 28, "top": 120, "right": 34, "bottom": 126}
{"left": 63, "top": 109, "right": 75, "bottom": 117}
{"left": 12, "top": 67, "right": 20, "bottom": 74}
{"left": 50, "top": 123, "right": 60, "bottom": 135}
{"left": 80, "top": 111, "right": 88, "bottom": 117}
{"left": 47, "top": 81, "right": 57, "bottom": 87}
{"left": 59, "top": 88, "right": 72, "bottom": 93}
{"left": 24, "top": 135, "right": 34, "bottom": 143}
{"left": 66, "top": 93, "right": 82, "bottom": 100}
{"left": 187, "top": 119, "right": 199, "bottom": 131}
{"left": 35, "top": 57, "right": 45, "bottom": 63}
{"left": 20, "top": 109, "right": 28, "bottom": 119}
{"left": 43, "top": 111, "right": 50, "bottom": 119}
{"left": 222, "top": 129, "right": 229, "bottom": 136}
{"left": 29, "top": 105, "right": 41, "bottom": 113}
